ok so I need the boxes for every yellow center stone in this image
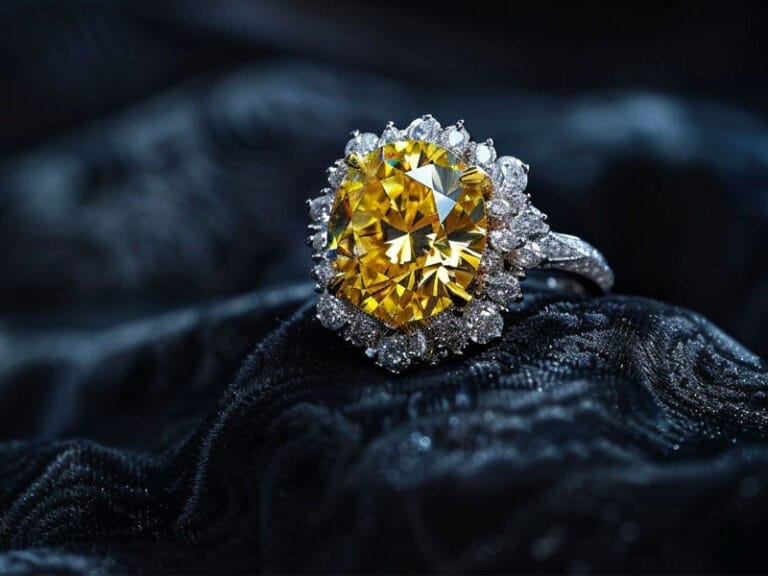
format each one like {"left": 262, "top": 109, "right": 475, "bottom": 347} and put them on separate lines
{"left": 327, "top": 139, "right": 492, "bottom": 327}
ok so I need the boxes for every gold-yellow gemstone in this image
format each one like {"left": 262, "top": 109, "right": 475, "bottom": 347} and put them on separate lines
{"left": 327, "top": 139, "right": 492, "bottom": 327}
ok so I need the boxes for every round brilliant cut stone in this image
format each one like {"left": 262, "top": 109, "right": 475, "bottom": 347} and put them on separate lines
{"left": 377, "top": 334, "right": 412, "bottom": 372}
{"left": 474, "top": 143, "right": 496, "bottom": 165}
{"left": 316, "top": 294, "right": 348, "bottom": 330}
{"left": 312, "top": 230, "right": 327, "bottom": 251}
{"left": 328, "top": 139, "right": 493, "bottom": 327}
{"left": 489, "top": 228, "right": 517, "bottom": 252}
{"left": 311, "top": 261, "right": 335, "bottom": 285}
{"left": 497, "top": 156, "right": 528, "bottom": 193}
{"left": 345, "top": 132, "right": 379, "bottom": 156}
{"left": 484, "top": 272, "right": 522, "bottom": 305}
{"left": 309, "top": 192, "right": 334, "bottom": 222}
{"left": 467, "top": 302, "right": 504, "bottom": 344}
{"left": 407, "top": 117, "right": 440, "bottom": 140}
{"left": 327, "top": 163, "right": 346, "bottom": 187}
{"left": 442, "top": 126, "right": 468, "bottom": 148}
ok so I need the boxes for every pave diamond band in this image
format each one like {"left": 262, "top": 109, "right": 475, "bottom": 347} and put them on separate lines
{"left": 307, "top": 115, "right": 614, "bottom": 372}
{"left": 524, "top": 232, "right": 614, "bottom": 293}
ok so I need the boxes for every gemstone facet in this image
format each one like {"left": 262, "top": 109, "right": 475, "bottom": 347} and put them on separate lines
{"left": 327, "top": 140, "right": 492, "bottom": 327}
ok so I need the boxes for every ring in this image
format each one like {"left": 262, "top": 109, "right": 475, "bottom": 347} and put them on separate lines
{"left": 307, "top": 115, "right": 613, "bottom": 372}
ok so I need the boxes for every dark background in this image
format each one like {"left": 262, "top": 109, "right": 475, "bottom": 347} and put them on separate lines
{"left": 0, "top": 1, "right": 767, "bottom": 574}
{"left": 1, "top": 0, "right": 766, "bottom": 356}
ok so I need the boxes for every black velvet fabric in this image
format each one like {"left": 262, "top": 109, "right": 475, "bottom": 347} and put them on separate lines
{"left": 1, "top": 2, "right": 767, "bottom": 574}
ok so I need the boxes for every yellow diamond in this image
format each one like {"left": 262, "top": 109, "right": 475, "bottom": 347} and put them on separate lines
{"left": 327, "top": 139, "right": 492, "bottom": 327}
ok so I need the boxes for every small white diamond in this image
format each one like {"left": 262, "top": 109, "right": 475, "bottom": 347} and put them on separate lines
{"left": 484, "top": 272, "right": 522, "bottom": 306}
{"left": 345, "top": 132, "right": 378, "bottom": 156}
{"left": 441, "top": 125, "right": 469, "bottom": 150}
{"left": 497, "top": 156, "right": 528, "bottom": 193}
{"left": 360, "top": 132, "right": 379, "bottom": 152}
{"left": 378, "top": 334, "right": 412, "bottom": 373}
{"left": 487, "top": 198, "right": 513, "bottom": 220}
{"left": 311, "top": 261, "right": 336, "bottom": 286}
{"left": 312, "top": 230, "right": 327, "bottom": 251}
{"left": 479, "top": 249, "right": 504, "bottom": 276}
{"left": 514, "top": 242, "right": 544, "bottom": 268}
{"left": 466, "top": 301, "right": 504, "bottom": 344}
{"left": 505, "top": 192, "right": 529, "bottom": 214}
{"left": 308, "top": 192, "right": 334, "bottom": 222}
{"left": 316, "top": 295, "right": 349, "bottom": 330}
{"left": 511, "top": 206, "right": 549, "bottom": 241}
{"left": 327, "top": 160, "right": 347, "bottom": 188}
{"left": 474, "top": 143, "right": 496, "bottom": 165}
{"left": 490, "top": 228, "right": 519, "bottom": 252}
{"left": 379, "top": 125, "right": 404, "bottom": 144}
{"left": 407, "top": 116, "right": 441, "bottom": 140}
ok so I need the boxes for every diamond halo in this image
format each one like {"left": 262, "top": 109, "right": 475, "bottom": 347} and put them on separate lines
{"left": 307, "top": 114, "right": 609, "bottom": 372}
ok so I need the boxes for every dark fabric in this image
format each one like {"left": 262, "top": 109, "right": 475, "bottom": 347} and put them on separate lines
{"left": 2, "top": 286, "right": 768, "bottom": 574}
{"left": 1, "top": 2, "right": 768, "bottom": 574}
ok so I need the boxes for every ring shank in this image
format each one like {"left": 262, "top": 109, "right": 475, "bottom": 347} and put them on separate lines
{"left": 529, "top": 232, "right": 614, "bottom": 293}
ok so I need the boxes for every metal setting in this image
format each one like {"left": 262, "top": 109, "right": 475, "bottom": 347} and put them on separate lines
{"left": 308, "top": 115, "right": 614, "bottom": 372}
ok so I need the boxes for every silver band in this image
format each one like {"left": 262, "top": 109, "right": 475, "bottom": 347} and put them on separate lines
{"left": 528, "top": 232, "right": 614, "bottom": 293}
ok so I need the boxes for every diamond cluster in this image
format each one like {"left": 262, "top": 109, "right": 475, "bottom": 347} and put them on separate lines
{"left": 308, "top": 115, "right": 548, "bottom": 372}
